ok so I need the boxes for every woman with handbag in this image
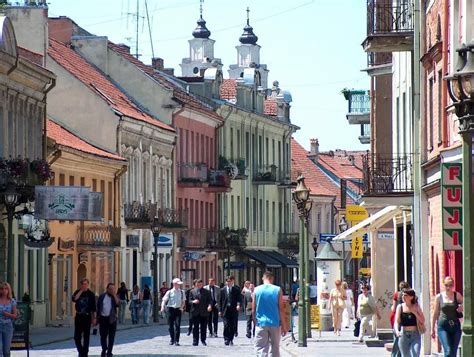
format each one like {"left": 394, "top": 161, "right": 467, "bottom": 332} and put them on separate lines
{"left": 356, "top": 284, "right": 381, "bottom": 343}
{"left": 394, "top": 289, "right": 426, "bottom": 357}
{"left": 431, "top": 276, "right": 463, "bottom": 357}
{"left": 130, "top": 285, "right": 141, "bottom": 324}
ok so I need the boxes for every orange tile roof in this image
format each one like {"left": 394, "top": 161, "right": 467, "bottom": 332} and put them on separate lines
{"left": 318, "top": 151, "right": 365, "bottom": 194}
{"left": 220, "top": 79, "right": 237, "bottom": 100}
{"left": 47, "top": 119, "right": 126, "bottom": 161}
{"left": 264, "top": 99, "right": 277, "bottom": 116}
{"left": 107, "top": 42, "right": 222, "bottom": 122}
{"left": 48, "top": 38, "right": 175, "bottom": 132}
{"left": 18, "top": 46, "right": 43, "bottom": 66}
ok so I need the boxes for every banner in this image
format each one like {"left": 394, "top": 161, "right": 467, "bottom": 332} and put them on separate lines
{"left": 34, "top": 186, "right": 103, "bottom": 221}
{"left": 441, "top": 163, "right": 463, "bottom": 250}
{"left": 351, "top": 236, "right": 363, "bottom": 258}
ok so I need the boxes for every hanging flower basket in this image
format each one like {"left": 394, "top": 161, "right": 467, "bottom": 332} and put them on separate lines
{"left": 0, "top": 158, "right": 52, "bottom": 187}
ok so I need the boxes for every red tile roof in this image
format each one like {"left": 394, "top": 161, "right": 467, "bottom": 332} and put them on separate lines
{"left": 18, "top": 46, "right": 43, "bottom": 66}
{"left": 318, "top": 151, "right": 365, "bottom": 194}
{"left": 107, "top": 42, "right": 222, "bottom": 122}
{"left": 264, "top": 99, "right": 277, "bottom": 116}
{"left": 47, "top": 119, "right": 126, "bottom": 161}
{"left": 291, "top": 138, "right": 357, "bottom": 208}
{"left": 48, "top": 38, "right": 175, "bottom": 132}
{"left": 220, "top": 79, "right": 237, "bottom": 100}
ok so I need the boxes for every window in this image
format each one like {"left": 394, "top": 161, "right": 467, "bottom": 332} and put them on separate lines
{"left": 278, "top": 141, "right": 282, "bottom": 170}
{"left": 428, "top": 79, "right": 433, "bottom": 150}
{"left": 245, "top": 132, "right": 250, "bottom": 163}
{"left": 246, "top": 197, "right": 250, "bottom": 230}
{"left": 265, "top": 200, "right": 269, "bottom": 232}
{"left": 237, "top": 196, "right": 241, "bottom": 227}
{"left": 258, "top": 136, "right": 263, "bottom": 167}
{"left": 236, "top": 130, "right": 241, "bottom": 158}
{"left": 143, "top": 160, "right": 147, "bottom": 201}
{"left": 265, "top": 137, "right": 269, "bottom": 165}
{"left": 272, "top": 139, "right": 275, "bottom": 165}
{"left": 230, "top": 128, "right": 234, "bottom": 159}
{"left": 231, "top": 196, "right": 235, "bottom": 228}
{"left": 253, "top": 198, "right": 257, "bottom": 232}
{"left": 259, "top": 199, "right": 263, "bottom": 232}
{"left": 278, "top": 203, "right": 283, "bottom": 233}
{"left": 437, "top": 69, "right": 442, "bottom": 144}
{"left": 272, "top": 202, "right": 276, "bottom": 233}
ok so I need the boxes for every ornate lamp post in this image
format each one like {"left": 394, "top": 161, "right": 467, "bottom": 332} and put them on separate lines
{"left": 445, "top": 42, "right": 474, "bottom": 357}
{"left": 151, "top": 218, "right": 161, "bottom": 323}
{"left": 292, "top": 175, "right": 312, "bottom": 346}
{"left": 338, "top": 216, "right": 349, "bottom": 281}
{"left": 3, "top": 184, "right": 20, "bottom": 285}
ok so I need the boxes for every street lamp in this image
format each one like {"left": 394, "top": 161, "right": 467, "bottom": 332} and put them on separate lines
{"left": 338, "top": 216, "right": 349, "bottom": 281}
{"left": 338, "top": 216, "right": 348, "bottom": 233}
{"left": 292, "top": 175, "right": 312, "bottom": 346}
{"left": 446, "top": 42, "right": 474, "bottom": 357}
{"left": 3, "top": 184, "right": 20, "bottom": 286}
{"left": 223, "top": 227, "right": 232, "bottom": 277}
{"left": 151, "top": 218, "right": 161, "bottom": 323}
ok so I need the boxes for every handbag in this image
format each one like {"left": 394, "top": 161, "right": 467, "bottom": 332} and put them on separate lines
{"left": 455, "top": 292, "right": 463, "bottom": 319}
{"left": 353, "top": 319, "right": 361, "bottom": 337}
{"left": 416, "top": 319, "right": 426, "bottom": 334}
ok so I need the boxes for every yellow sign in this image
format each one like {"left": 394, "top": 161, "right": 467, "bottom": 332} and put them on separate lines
{"left": 346, "top": 205, "right": 369, "bottom": 223}
{"left": 360, "top": 267, "right": 371, "bottom": 276}
{"left": 352, "top": 236, "right": 363, "bottom": 258}
{"left": 310, "top": 304, "right": 321, "bottom": 330}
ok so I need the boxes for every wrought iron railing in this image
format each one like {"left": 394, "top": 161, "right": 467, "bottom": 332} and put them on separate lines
{"left": 342, "top": 90, "right": 370, "bottom": 114}
{"left": 367, "top": 52, "right": 392, "bottom": 67}
{"left": 362, "top": 153, "right": 413, "bottom": 194}
{"left": 124, "top": 201, "right": 157, "bottom": 225}
{"left": 218, "top": 157, "right": 247, "bottom": 179}
{"left": 209, "top": 170, "right": 231, "bottom": 188}
{"left": 253, "top": 164, "right": 278, "bottom": 183}
{"left": 78, "top": 225, "right": 121, "bottom": 246}
{"left": 158, "top": 208, "right": 188, "bottom": 228}
{"left": 367, "top": 0, "right": 414, "bottom": 35}
{"left": 278, "top": 233, "right": 299, "bottom": 251}
{"left": 179, "top": 229, "right": 221, "bottom": 249}
{"left": 206, "top": 228, "right": 248, "bottom": 250}
{"left": 177, "top": 163, "right": 208, "bottom": 183}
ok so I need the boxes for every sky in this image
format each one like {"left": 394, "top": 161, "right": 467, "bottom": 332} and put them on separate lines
{"left": 48, "top": 0, "right": 369, "bottom": 152}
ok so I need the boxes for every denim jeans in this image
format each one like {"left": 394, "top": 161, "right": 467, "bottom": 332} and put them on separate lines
{"left": 438, "top": 319, "right": 462, "bottom": 357}
{"left": 0, "top": 322, "right": 13, "bottom": 357}
{"left": 142, "top": 300, "right": 151, "bottom": 324}
{"left": 399, "top": 329, "right": 421, "bottom": 357}
{"left": 130, "top": 300, "right": 140, "bottom": 323}
{"left": 118, "top": 300, "right": 127, "bottom": 324}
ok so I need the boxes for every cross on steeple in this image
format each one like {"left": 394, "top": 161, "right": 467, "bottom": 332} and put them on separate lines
{"left": 200, "top": 0, "right": 204, "bottom": 18}
{"left": 246, "top": 7, "right": 250, "bottom": 25}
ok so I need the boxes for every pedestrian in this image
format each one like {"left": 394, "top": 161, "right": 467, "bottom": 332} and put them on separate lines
{"left": 159, "top": 282, "right": 169, "bottom": 299}
{"left": 252, "top": 271, "right": 288, "bottom": 357}
{"left": 342, "top": 281, "right": 354, "bottom": 328}
{"left": 141, "top": 284, "right": 152, "bottom": 324}
{"left": 328, "top": 279, "right": 346, "bottom": 336}
{"left": 0, "top": 282, "right": 17, "bottom": 357}
{"left": 309, "top": 280, "right": 318, "bottom": 305}
{"left": 204, "top": 277, "right": 221, "bottom": 337}
{"left": 161, "top": 278, "right": 186, "bottom": 346}
{"left": 219, "top": 275, "right": 242, "bottom": 346}
{"left": 356, "top": 284, "right": 381, "bottom": 343}
{"left": 189, "top": 279, "right": 212, "bottom": 346}
{"left": 129, "top": 285, "right": 141, "bottom": 324}
{"left": 431, "top": 276, "right": 463, "bottom": 357}
{"left": 391, "top": 281, "right": 409, "bottom": 357}
{"left": 186, "top": 280, "right": 197, "bottom": 336}
{"left": 116, "top": 282, "right": 129, "bottom": 324}
{"left": 97, "top": 283, "right": 119, "bottom": 357}
{"left": 244, "top": 283, "right": 255, "bottom": 338}
{"left": 291, "top": 279, "right": 299, "bottom": 302}
{"left": 394, "top": 289, "right": 426, "bottom": 357}
{"left": 72, "top": 278, "right": 97, "bottom": 357}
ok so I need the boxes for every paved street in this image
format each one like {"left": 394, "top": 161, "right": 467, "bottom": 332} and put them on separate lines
{"left": 11, "top": 318, "right": 390, "bottom": 357}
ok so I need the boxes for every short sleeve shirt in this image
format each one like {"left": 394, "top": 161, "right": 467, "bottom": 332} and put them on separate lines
{"left": 72, "top": 289, "right": 96, "bottom": 314}
{"left": 0, "top": 299, "right": 16, "bottom": 323}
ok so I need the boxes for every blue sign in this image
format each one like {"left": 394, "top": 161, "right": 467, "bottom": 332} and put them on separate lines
{"left": 154, "top": 234, "right": 172, "bottom": 247}
{"left": 141, "top": 276, "right": 153, "bottom": 291}
{"left": 224, "top": 261, "right": 246, "bottom": 270}
{"left": 319, "top": 233, "right": 336, "bottom": 243}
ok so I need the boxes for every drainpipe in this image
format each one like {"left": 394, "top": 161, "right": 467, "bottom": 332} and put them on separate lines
{"left": 42, "top": 78, "right": 56, "bottom": 160}
{"left": 442, "top": 0, "right": 449, "bottom": 146}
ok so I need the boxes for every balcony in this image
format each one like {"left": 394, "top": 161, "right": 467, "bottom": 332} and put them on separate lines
{"left": 278, "top": 233, "right": 299, "bottom": 251}
{"left": 124, "top": 202, "right": 188, "bottom": 231}
{"left": 205, "top": 170, "right": 231, "bottom": 192}
{"left": 178, "top": 229, "right": 220, "bottom": 250}
{"left": 362, "top": 0, "right": 414, "bottom": 53}
{"left": 157, "top": 208, "right": 188, "bottom": 232}
{"left": 359, "top": 124, "right": 370, "bottom": 144}
{"left": 177, "top": 163, "right": 208, "bottom": 186}
{"left": 253, "top": 164, "right": 277, "bottom": 185}
{"left": 206, "top": 228, "right": 248, "bottom": 251}
{"left": 277, "top": 169, "right": 295, "bottom": 189}
{"left": 362, "top": 153, "right": 413, "bottom": 196}
{"left": 218, "top": 156, "right": 248, "bottom": 180}
{"left": 342, "top": 89, "right": 370, "bottom": 125}
{"left": 77, "top": 225, "right": 121, "bottom": 247}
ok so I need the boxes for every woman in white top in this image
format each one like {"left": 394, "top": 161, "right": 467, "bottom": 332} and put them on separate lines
{"left": 342, "top": 281, "right": 354, "bottom": 328}
{"left": 130, "top": 285, "right": 141, "bottom": 324}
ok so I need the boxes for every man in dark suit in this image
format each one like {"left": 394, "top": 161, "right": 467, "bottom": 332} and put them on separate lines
{"left": 204, "top": 277, "right": 221, "bottom": 337}
{"left": 97, "top": 283, "right": 119, "bottom": 357}
{"left": 189, "top": 279, "right": 212, "bottom": 346}
{"left": 219, "top": 276, "right": 242, "bottom": 346}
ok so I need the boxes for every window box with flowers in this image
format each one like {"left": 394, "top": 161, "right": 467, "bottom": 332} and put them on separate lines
{"left": 0, "top": 158, "right": 53, "bottom": 189}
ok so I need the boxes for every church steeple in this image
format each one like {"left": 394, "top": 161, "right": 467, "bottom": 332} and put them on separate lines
{"left": 180, "top": 0, "right": 222, "bottom": 77}
{"left": 239, "top": 7, "right": 258, "bottom": 45}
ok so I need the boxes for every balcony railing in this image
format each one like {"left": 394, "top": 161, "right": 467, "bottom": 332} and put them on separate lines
{"left": 367, "top": 52, "right": 392, "bottom": 67}
{"left": 218, "top": 157, "right": 248, "bottom": 179}
{"left": 178, "top": 229, "right": 220, "bottom": 249}
{"left": 177, "top": 163, "right": 208, "bottom": 183}
{"left": 367, "top": 0, "right": 414, "bottom": 35}
{"left": 124, "top": 201, "right": 188, "bottom": 229}
{"left": 77, "top": 225, "right": 121, "bottom": 247}
{"left": 362, "top": 153, "right": 413, "bottom": 195}
{"left": 359, "top": 124, "right": 370, "bottom": 144}
{"left": 205, "top": 228, "right": 248, "bottom": 251}
{"left": 208, "top": 170, "right": 231, "bottom": 188}
{"left": 342, "top": 90, "right": 370, "bottom": 114}
{"left": 253, "top": 164, "right": 277, "bottom": 184}
{"left": 278, "top": 233, "right": 299, "bottom": 251}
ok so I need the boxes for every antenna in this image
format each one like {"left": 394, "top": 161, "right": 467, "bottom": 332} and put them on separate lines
{"left": 200, "top": 0, "right": 204, "bottom": 18}
{"left": 246, "top": 6, "right": 250, "bottom": 25}
{"left": 135, "top": 0, "right": 139, "bottom": 58}
{"left": 145, "top": 0, "right": 155, "bottom": 59}
{"left": 122, "top": 0, "right": 145, "bottom": 58}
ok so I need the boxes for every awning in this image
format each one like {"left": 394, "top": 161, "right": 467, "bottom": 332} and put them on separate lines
{"left": 332, "top": 205, "right": 406, "bottom": 242}
{"left": 242, "top": 250, "right": 282, "bottom": 268}
{"left": 262, "top": 250, "right": 299, "bottom": 268}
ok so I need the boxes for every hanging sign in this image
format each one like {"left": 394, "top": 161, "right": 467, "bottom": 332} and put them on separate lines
{"left": 441, "top": 163, "right": 463, "bottom": 250}
{"left": 346, "top": 205, "right": 369, "bottom": 223}
{"left": 351, "top": 236, "right": 363, "bottom": 258}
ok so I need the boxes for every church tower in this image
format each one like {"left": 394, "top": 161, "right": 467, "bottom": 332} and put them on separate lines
{"left": 228, "top": 8, "right": 268, "bottom": 88}
{"left": 180, "top": 0, "right": 222, "bottom": 76}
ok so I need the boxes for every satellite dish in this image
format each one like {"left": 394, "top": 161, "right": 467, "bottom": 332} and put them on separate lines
{"left": 226, "top": 163, "right": 239, "bottom": 179}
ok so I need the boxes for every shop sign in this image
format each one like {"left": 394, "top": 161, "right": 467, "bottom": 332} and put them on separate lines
{"left": 378, "top": 232, "right": 394, "bottom": 240}
{"left": 35, "top": 186, "right": 103, "bottom": 221}
{"left": 223, "top": 261, "right": 246, "bottom": 270}
{"left": 346, "top": 205, "right": 369, "bottom": 223}
{"left": 58, "top": 238, "right": 74, "bottom": 252}
{"left": 310, "top": 304, "right": 321, "bottom": 330}
{"left": 183, "top": 251, "right": 205, "bottom": 261}
{"left": 441, "top": 163, "right": 463, "bottom": 250}
{"left": 351, "top": 236, "right": 363, "bottom": 259}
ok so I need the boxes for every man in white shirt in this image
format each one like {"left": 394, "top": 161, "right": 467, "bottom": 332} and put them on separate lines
{"left": 161, "top": 278, "right": 186, "bottom": 346}
{"left": 309, "top": 281, "right": 318, "bottom": 305}
{"left": 97, "top": 283, "right": 119, "bottom": 357}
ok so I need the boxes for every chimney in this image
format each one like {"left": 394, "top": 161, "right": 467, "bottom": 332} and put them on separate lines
{"left": 152, "top": 57, "right": 164, "bottom": 70}
{"left": 117, "top": 44, "right": 131, "bottom": 53}
{"left": 309, "top": 138, "right": 319, "bottom": 164}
